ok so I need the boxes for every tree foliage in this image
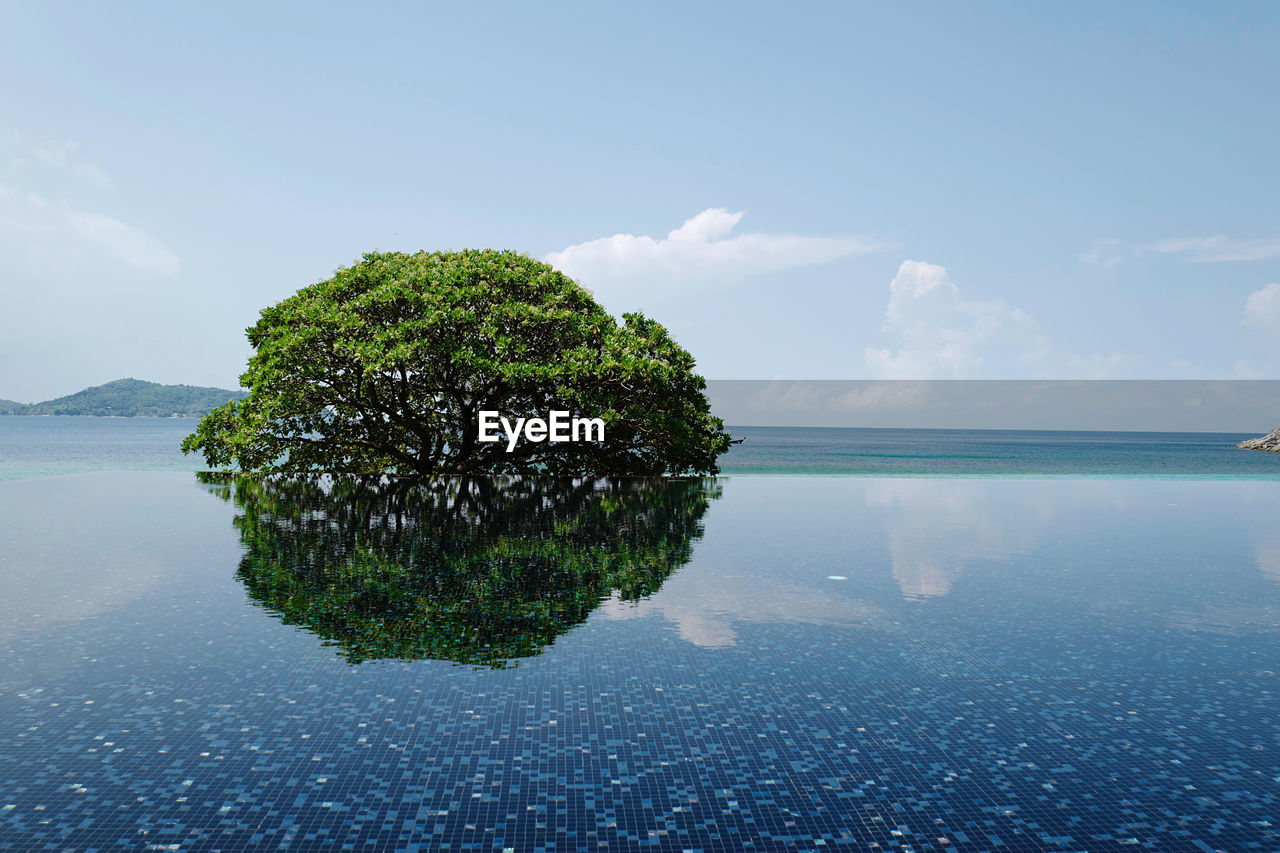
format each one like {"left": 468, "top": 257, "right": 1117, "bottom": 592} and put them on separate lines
{"left": 183, "top": 250, "right": 730, "bottom": 476}
{"left": 199, "top": 473, "right": 720, "bottom": 667}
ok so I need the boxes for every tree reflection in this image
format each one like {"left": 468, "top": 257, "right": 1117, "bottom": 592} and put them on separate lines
{"left": 199, "top": 474, "right": 720, "bottom": 667}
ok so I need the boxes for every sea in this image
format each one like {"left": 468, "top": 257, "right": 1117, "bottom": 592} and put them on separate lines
{"left": 2, "top": 415, "right": 1278, "bottom": 480}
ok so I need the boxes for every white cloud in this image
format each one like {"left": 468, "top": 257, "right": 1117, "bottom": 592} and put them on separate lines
{"left": 72, "top": 161, "right": 112, "bottom": 188}
{"left": 864, "top": 260, "right": 1052, "bottom": 378}
{"left": 66, "top": 210, "right": 180, "bottom": 274}
{"left": 30, "top": 141, "right": 75, "bottom": 168}
{"left": 1079, "top": 238, "right": 1125, "bottom": 267}
{"left": 544, "top": 208, "right": 884, "bottom": 306}
{"left": 1242, "top": 282, "right": 1280, "bottom": 329}
{"left": 0, "top": 183, "right": 178, "bottom": 276}
{"left": 1142, "top": 232, "right": 1280, "bottom": 263}
{"left": 864, "top": 260, "right": 1133, "bottom": 379}
{"left": 6, "top": 135, "right": 112, "bottom": 188}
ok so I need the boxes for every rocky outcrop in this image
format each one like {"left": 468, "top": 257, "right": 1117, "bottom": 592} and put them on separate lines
{"left": 1238, "top": 427, "right": 1280, "bottom": 451}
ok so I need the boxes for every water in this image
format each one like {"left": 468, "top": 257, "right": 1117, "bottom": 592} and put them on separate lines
{"left": 3, "top": 472, "right": 1279, "bottom": 850}
{"left": 0, "top": 416, "right": 198, "bottom": 481}
{"left": 719, "top": 425, "right": 1280, "bottom": 477}
{"left": 3, "top": 416, "right": 1279, "bottom": 480}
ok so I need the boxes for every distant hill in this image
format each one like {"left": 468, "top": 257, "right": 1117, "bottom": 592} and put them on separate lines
{"left": 1, "top": 379, "right": 247, "bottom": 418}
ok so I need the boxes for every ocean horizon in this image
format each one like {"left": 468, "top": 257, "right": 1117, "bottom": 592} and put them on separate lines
{"left": 2, "top": 415, "right": 1278, "bottom": 481}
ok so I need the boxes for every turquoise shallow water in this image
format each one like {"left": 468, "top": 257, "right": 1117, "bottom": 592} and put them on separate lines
{"left": 0, "top": 416, "right": 198, "bottom": 481}
{"left": 3, "top": 416, "right": 1278, "bottom": 480}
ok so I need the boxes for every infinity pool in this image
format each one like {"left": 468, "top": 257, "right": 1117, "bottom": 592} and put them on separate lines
{"left": 2, "top": 473, "right": 1278, "bottom": 851}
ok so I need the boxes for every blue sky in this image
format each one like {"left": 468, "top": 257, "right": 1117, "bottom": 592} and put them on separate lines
{"left": 1, "top": 1, "right": 1277, "bottom": 401}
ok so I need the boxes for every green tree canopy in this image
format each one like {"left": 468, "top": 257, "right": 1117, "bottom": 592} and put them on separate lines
{"left": 199, "top": 473, "right": 720, "bottom": 667}
{"left": 183, "top": 250, "right": 730, "bottom": 476}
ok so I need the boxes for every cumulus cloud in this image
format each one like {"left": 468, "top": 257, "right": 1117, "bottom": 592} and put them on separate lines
{"left": 544, "top": 208, "right": 884, "bottom": 305}
{"left": 0, "top": 183, "right": 178, "bottom": 276}
{"left": 1242, "top": 282, "right": 1280, "bottom": 329}
{"left": 864, "top": 260, "right": 1053, "bottom": 378}
{"left": 864, "top": 260, "right": 1133, "bottom": 379}
{"left": 1142, "top": 232, "right": 1280, "bottom": 263}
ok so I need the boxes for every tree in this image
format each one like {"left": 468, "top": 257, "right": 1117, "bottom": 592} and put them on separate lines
{"left": 198, "top": 473, "right": 721, "bottom": 667}
{"left": 183, "top": 250, "right": 730, "bottom": 476}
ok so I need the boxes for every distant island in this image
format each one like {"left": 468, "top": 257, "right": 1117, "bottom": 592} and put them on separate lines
{"left": 0, "top": 379, "right": 247, "bottom": 418}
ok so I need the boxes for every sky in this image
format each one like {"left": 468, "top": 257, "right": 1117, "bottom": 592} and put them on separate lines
{"left": 1, "top": 1, "right": 1278, "bottom": 402}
